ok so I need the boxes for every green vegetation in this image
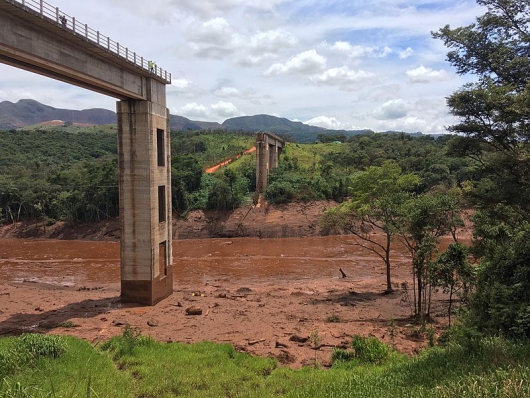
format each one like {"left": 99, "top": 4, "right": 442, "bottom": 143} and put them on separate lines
{"left": 1, "top": 330, "right": 529, "bottom": 397}
{"left": 0, "top": 128, "right": 256, "bottom": 222}
{"left": 0, "top": 125, "right": 474, "bottom": 222}
{"left": 264, "top": 133, "right": 474, "bottom": 205}
{"left": 320, "top": 161, "right": 421, "bottom": 292}
{"left": 432, "top": 0, "right": 530, "bottom": 339}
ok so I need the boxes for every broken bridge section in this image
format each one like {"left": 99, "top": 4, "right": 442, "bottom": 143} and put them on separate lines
{"left": 256, "top": 132, "right": 285, "bottom": 195}
{"left": 0, "top": 0, "right": 173, "bottom": 305}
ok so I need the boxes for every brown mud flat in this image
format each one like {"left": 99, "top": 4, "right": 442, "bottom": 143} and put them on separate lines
{"left": 0, "top": 200, "right": 338, "bottom": 241}
{"left": 0, "top": 235, "right": 463, "bottom": 369}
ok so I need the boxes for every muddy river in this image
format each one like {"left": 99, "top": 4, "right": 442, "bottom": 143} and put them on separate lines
{"left": 0, "top": 236, "right": 448, "bottom": 368}
{"left": 0, "top": 236, "right": 398, "bottom": 286}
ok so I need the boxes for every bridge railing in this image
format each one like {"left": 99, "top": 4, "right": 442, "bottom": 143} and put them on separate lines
{"left": 10, "top": 0, "right": 171, "bottom": 83}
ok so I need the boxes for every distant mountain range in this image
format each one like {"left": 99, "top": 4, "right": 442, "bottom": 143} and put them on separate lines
{"left": 0, "top": 99, "right": 420, "bottom": 143}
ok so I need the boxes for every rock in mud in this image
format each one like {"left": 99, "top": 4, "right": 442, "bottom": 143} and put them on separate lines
{"left": 185, "top": 306, "right": 203, "bottom": 316}
{"left": 289, "top": 334, "right": 309, "bottom": 343}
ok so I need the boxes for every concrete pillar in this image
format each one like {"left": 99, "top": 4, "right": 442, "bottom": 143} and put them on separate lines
{"left": 270, "top": 144, "right": 279, "bottom": 168}
{"left": 256, "top": 133, "right": 270, "bottom": 193}
{"left": 116, "top": 82, "right": 173, "bottom": 305}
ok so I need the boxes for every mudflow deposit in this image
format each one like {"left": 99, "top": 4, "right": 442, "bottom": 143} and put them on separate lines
{"left": 0, "top": 201, "right": 471, "bottom": 368}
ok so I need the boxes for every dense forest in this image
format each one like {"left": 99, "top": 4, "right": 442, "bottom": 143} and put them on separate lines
{"left": 0, "top": 127, "right": 473, "bottom": 223}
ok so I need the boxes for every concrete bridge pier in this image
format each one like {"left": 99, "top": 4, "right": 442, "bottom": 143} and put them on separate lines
{"left": 117, "top": 80, "right": 173, "bottom": 305}
{"left": 256, "top": 132, "right": 285, "bottom": 194}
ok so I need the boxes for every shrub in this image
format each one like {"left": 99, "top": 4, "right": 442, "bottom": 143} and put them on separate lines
{"left": 17, "top": 334, "right": 67, "bottom": 359}
{"left": 351, "top": 335, "right": 390, "bottom": 365}
{"left": 101, "top": 324, "right": 154, "bottom": 358}
{"left": 330, "top": 348, "right": 355, "bottom": 364}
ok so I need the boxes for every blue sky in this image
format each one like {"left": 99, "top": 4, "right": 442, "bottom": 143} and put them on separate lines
{"left": 0, "top": 0, "right": 484, "bottom": 133}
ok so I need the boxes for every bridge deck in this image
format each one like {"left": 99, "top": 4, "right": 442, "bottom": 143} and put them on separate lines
{"left": 0, "top": 0, "right": 171, "bottom": 84}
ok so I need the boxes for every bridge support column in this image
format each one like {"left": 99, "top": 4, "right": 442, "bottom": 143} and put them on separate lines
{"left": 255, "top": 132, "right": 285, "bottom": 195}
{"left": 256, "top": 134, "right": 270, "bottom": 193}
{"left": 117, "top": 99, "right": 173, "bottom": 305}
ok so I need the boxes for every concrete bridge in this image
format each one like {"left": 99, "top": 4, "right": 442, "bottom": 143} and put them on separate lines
{"left": 255, "top": 132, "right": 285, "bottom": 194}
{"left": 0, "top": 0, "right": 173, "bottom": 305}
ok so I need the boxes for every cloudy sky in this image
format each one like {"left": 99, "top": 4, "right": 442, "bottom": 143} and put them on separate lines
{"left": 0, "top": 0, "right": 484, "bottom": 134}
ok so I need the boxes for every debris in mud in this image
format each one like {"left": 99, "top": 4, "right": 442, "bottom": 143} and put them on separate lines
{"left": 147, "top": 319, "right": 159, "bottom": 327}
{"left": 248, "top": 338, "right": 266, "bottom": 345}
{"left": 77, "top": 286, "right": 103, "bottom": 291}
{"left": 275, "top": 341, "right": 289, "bottom": 348}
{"left": 185, "top": 306, "right": 203, "bottom": 316}
{"left": 236, "top": 287, "right": 253, "bottom": 294}
{"left": 289, "top": 335, "right": 309, "bottom": 343}
{"left": 275, "top": 350, "right": 296, "bottom": 364}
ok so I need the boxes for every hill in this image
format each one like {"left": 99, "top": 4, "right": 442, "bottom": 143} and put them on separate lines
{"left": 0, "top": 99, "right": 421, "bottom": 143}
{"left": 0, "top": 99, "right": 115, "bottom": 129}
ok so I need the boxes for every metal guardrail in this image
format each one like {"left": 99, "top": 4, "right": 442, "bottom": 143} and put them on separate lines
{"left": 8, "top": 0, "right": 171, "bottom": 83}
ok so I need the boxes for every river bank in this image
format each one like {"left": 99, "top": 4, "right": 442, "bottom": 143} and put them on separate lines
{"left": 0, "top": 201, "right": 338, "bottom": 241}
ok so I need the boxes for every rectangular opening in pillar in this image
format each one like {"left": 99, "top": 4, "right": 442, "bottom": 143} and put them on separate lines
{"left": 158, "top": 185, "right": 166, "bottom": 222}
{"left": 157, "top": 128, "right": 165, "bottom": 167}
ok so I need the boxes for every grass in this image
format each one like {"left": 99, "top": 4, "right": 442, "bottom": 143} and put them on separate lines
{"left": 0, "top": 330, "right": 529, "bottom": 397}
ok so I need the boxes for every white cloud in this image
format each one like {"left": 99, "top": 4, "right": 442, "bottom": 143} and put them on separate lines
{"left": 110, "top": 0, "right": 287, "bottom": 20}
{"left": 323, "top": 41, "right": 392, "bottom": 59}
{"left": 249, "top": 30, "right": 298, "bottom": 56}
{"left": 399, "top": 47, "right": 414, "bottom": 59}
{"left": 406, "top": 65, "right": 451, "bottom": 83}
{"left": 265, "top": 50, "right": 326, "bottom": 76}
{"left": 170, "top": 0, "right": 286, "bottom": 18}
{"left": 360, "top": 84, "right": 402, "bottom": 102}
{"left": 187, "top": 17, "right": 236, "bottom": 58}
{"left": 326, "top": 41, "right": 375, "bottom": 58}
{"left": 213, "top": 87, "right": 240, "bottom": 97}
{"left": 310, "top": 66, "right": 376, "bottom": 89}
{"left": 179, "top": 102, "right": 209, "bottom": 118}
{"left": 177, "top": 101, "right": 244, "bottom": 121}
{"left": 186, "top": 19, "right": 297, "bottom": 65}
{"left": 171, "top": 78, "right": 193, "bottom": 90}
{"left": 237, "top": 30, "right": 298, "bottom": 66}
{"left": 372, "top": 99, "right": 409, "bottom": 120}
{"left": 211, "top": 101, "right": 242, "bottom": 118}
{"left": 305, "top": 115, "right": 354, "bottom": 130}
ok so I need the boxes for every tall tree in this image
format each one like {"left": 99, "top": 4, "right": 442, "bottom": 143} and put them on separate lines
{"left": 433, "top": 0, "right": 530, "bottom": 215}
{"left": 320, "top": 161, "right": 420, "bottom": 292}
{"left": 434, "top": 0, "right": 530, "bottom": 336}
{"left": 400, "top": 193, "right": 463, "bottom": 317}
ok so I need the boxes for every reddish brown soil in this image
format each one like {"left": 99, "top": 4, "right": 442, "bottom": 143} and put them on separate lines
{"left": 204, "top": 146, "right": 256, "bottom": 173}
{"left": 0, "top": 201, "right": 338, "bottom": 241}
{"left": 0, "top": 234, "right": 468, "bottom": 369}
{"left": 0, "top": 203, "right": 473, "bottom": 368}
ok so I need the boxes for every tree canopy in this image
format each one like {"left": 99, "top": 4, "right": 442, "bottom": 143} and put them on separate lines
{"left": 435, "top": 0, "right": 530, "bottom": 337}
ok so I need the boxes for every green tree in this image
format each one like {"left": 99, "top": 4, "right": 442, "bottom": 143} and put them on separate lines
{"left": 431, "top": 242, "right": 475, "bottom": 326}
{"left": 400, "top": 193, "right": 462, "bottom": 317}
{"left": 320, "top": 161, "right": 420, "bottom": 292}
{"left": 434, "top": 0, "right": 530, "bottom": 336}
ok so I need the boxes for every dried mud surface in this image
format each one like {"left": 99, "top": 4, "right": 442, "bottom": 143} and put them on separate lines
{"left": 0, "top": 234, "right": 465, "bottom": 369}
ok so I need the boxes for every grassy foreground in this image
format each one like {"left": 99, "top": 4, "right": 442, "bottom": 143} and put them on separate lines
{"left": 0, "top": 328, "right": 529, "bottom": 398}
